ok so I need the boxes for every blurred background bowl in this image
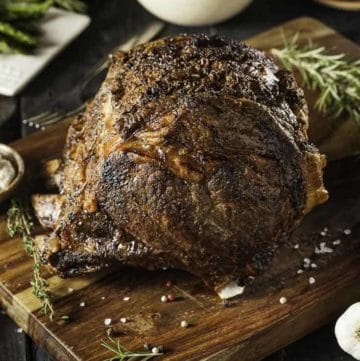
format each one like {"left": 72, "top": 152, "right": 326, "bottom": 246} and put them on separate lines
{"left": 0, "top": 144, "right": 24, "bottom": 204}
{"left": 137, "top": 0, "right": 254, "bottom": 26}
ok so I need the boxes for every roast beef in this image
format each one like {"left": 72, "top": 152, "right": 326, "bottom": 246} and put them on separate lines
{"left": 34, "top": 34, "right": 328, "bottom": 298}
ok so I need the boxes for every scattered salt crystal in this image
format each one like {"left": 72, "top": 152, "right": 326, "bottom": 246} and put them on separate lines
{"left": 311, "top": 263, "right": 317, "bottom": 268}
{"left": 101, "top": 296, "right": 106, "bottom": 300}
{"left": 16, "top": 328, "right": 23, "bottom": 333}
{"left": 120, "top": 317, "right": 127, "bottom": 323}
{"left": 104, "top": 318, "right": 112, "bottom": 326}
{"left": 304, "top": 258, "right": 311, "bottom": 264}
{"left": 123, "top": 296, "right": 130, "bottom": 301}
{"left": 315, "top": 242, "right": 333, "bottom": 254}
{"left": 297, "top": 269, "right": 304, "bottom": 274}
{"left": 80, "top": 302, "right": 85, "bottom": 307}
{"left": 0, "top": 156, "right": 16, "bottom": 191}
{"left": 344, "top": 229, "right": 352, "bottom": 235}
{"left": 293, "top": 244, "right": 300, "bottom": 249}
{"left": 279, "top": 297, "right": 287, "bottom": 304}
{"left": 161, "top": 295, "right": 168, "bottom": 303}
{"left": 333, "top": 239, "right": 341, "bottom": 246}
{"left": 68, "top": 288, "right": 74, "bottom": 293}
{"left": 180, "top": 320, "right": 189, "bottom": 328}
{"left": 323, "top": 227, "right": 328, "bottom": 232}
{"left": 320, "top": 231, "right": 327, "bottom": 236}
{"left": 152, "top": 347, "right": 160, "bottom": 354}
{"left": 309, "top": 277, "right": 316, "bottom": 285}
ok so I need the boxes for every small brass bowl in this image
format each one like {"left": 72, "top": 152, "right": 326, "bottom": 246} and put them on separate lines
{"left": 0, "top": 143, "right": 25, "bottom": 203}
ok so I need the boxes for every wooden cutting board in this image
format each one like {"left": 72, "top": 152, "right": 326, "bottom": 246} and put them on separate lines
{"left": 1, "top": 17, "right": 360, "bottom": 361}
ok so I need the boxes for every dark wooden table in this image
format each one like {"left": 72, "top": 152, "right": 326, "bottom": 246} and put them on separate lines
{"left": 0, "top": 0, "right": 359, "bottom": 360}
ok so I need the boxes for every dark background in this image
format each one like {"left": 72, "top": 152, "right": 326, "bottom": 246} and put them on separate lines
{"left": 0, "top": 0, "right": 359, "bottom": 360}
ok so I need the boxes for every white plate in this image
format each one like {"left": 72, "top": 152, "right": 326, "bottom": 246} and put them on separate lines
{"left": 0, "top": 7, "right": 90, "bottom": 97}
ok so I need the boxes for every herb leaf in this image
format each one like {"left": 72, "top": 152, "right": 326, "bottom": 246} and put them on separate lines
{"left": 7, "top": 197, "right": 55, "bottom": 320}
{"left": 101, "top": 338, "right": 163, "bottom": 361}
{"left": 271, "top": 33, "right": 360, "bottom": 125}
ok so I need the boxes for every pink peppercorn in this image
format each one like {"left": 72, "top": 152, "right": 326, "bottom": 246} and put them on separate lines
{"left": 167, "top": 294, "right": 175, "bottom": 302}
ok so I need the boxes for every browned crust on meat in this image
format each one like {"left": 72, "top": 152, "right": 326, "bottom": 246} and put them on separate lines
{"left": 35, "top": 34, "right": 327, "bottom": 292}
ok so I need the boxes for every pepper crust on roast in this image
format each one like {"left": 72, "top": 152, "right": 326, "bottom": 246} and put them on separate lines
{"left": 33, "top": 34, "right": 328, "bottom": 298}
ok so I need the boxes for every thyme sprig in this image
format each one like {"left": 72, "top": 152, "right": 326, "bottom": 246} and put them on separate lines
{"left": 101, "top": 338, "right": 163, "bottom": 361}
{"left": 7, "top": 198, "right": 55, "bottom": 320}
{"left": 271, "top": 33, "right": 360, "bottom": 125}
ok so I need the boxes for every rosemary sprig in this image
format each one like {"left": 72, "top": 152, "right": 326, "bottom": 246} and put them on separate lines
{"left": 271, "top": 33, "right": 360, "bottom": 125}
{"left": 7, "top": 198, "right": 55, "bottom": 321}
{"left": 101, "top": 338, "right": 163, "bottom": 361}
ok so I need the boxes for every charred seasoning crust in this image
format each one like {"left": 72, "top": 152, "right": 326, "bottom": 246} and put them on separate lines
{"left": 36, "top": 34, "right": 327, "bottom": 293}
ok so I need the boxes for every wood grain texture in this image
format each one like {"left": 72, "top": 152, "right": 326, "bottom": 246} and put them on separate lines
{"left": 0, "top": 17, "right": 360, "bottom": 361}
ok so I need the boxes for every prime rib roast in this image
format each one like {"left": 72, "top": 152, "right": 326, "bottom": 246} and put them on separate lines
{"left": 33, "top": 34, "right": 328, "bottom": 299}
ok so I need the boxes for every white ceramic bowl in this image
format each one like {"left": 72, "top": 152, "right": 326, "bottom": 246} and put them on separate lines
{"left": 0, "top": 144, "right": 24, "bottom": 204}
{"left": 137, "top": 0, "right": 253, "bottom": 26}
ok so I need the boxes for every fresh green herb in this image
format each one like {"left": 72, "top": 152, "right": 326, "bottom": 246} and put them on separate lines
{"left": 271, "top": 33, "right": 360, "bottom": 125}
{"left": 53, "top": 0, "right": 87, "bottom": 13}
{"left": 7, "top": 198, "right": 35, "bottom": 255}
{"left": 0, "top": 0, "right": 53, "bottom": 21}
{"left": 101, "top": 338, "right": 163, "bottom": 361}
{"left": 0, "top": 0, "right": 87, "bottom": 54}
{"left": 7, "top": 198, "right": 55, "bottom": 321}
{"left": 0, "top": 21, "right": 37, "bottom": 47}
